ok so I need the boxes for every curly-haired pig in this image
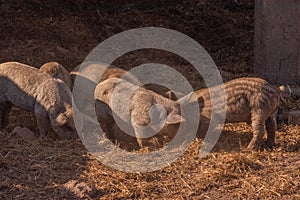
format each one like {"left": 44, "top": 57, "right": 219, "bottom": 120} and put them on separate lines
{"left": 71, "top": 63, "right": 179, "bottom": 100}
{"left": 94, "top": 78, "right": 184, "bottom": 148}
{"left": 0, "top": 62, "right": 77, "bottom": 139}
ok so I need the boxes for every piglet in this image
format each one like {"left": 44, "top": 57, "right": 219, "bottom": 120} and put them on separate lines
{"left": 0, "top": 62, "right": 77, "bottom": 139}
{"left": 94, "top": 78, "right": 184, "bottom": 148}
{"left": 191, "top": 77, "right": 284, "bottom": 150}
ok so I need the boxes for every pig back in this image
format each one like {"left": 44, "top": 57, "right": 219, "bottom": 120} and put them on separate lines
{"left": 0, "top": 62, "right": 52, "bottom": 111}
{"left": 194, "top": 77, "right": 281, "bottom": 123}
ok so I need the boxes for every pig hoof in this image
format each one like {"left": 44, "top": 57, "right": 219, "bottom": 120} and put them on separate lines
{"left": 137, "top": 141, "right": 144, "bottom": 149}
{"left": 265, "top": 139, "right": 276, "bottom": 149}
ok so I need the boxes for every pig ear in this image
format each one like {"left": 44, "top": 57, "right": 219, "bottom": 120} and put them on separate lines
{"left": 166, "top": 91, "right": 177, "bottom": 100}
{"left": 165, "top": 113, "right": 184, "bottom": 125}
{"left": 56, "top": 113, "right": 68, "bottom": 126}
{"left": 70, "top": 71, "right": 80, "bottom": 83}
{"left": 51, "top": 67, "right": 58, "bottom": 75}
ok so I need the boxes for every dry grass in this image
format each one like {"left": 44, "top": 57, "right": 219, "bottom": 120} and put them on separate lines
{"left": 0, "top": 0, "right": 299, "bottom": 199}
{"left": 1, "top": 124, "right": 299, "bottom": 199}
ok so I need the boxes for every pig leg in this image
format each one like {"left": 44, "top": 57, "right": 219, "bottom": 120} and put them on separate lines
{"left": 133, "top": 125, "right": 147, "bottom": 148}
{"left": 1, "top": 102, "right": 12, "bottom": 129}
{"left": 95, "top": 99, "right": 138, "bottom": 149}
{"left": 95, "top": 99, "right": 118, "bottom": 142}
{"left": 248, "top": 111, "right": 266, "bottom": 150}
{"left": 34, "top": 106, "right": 50, "bottom": 138}
{"left": 196, "top": 117, "right": 210, "bottom": 139}
{"left": 265, "top": 111, "right": 277, "bottom": 148}
{"left": 133, "top": 123, "right": 161, "bottom": 149}
{"left": 132, "top": 120, "right": 154, "bottom": 148}
{"left": 130, "top": 99, "right": 153, "bottom": 148}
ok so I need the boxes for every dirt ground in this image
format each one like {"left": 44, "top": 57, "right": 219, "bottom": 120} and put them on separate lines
{"left": 0, "top": 0, "right": 299, "bottom": 199}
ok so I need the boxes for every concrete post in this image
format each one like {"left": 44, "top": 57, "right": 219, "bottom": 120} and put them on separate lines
{"left": 254, "top": 0, "right": 300, "bottom": 85}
